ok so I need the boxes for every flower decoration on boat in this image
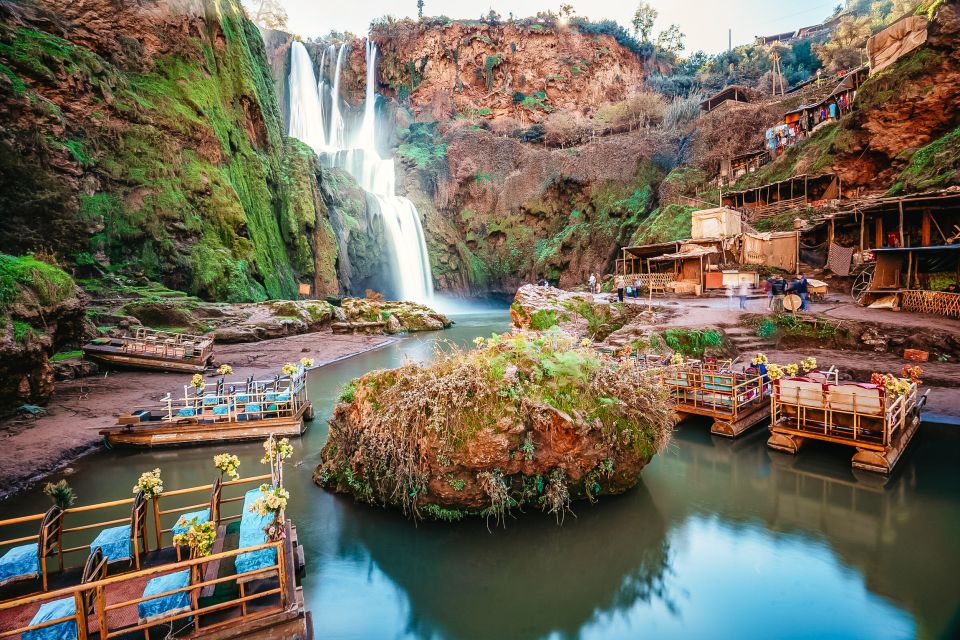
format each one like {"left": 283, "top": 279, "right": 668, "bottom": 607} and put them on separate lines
{"left": 785, "top": 363, "right": 799, "bottom": 377}
{"left": 901, "top": 365, "right": 924, "bottom": 385}
{"left": 133, "top": 468, "right": 163, "bottom": 498}
{"left": 299, "top": 357, "right": 315, "bottom": 368}
{"left": 871, "top": 372, "right": 913, "bottom": 397}
{"left": 751, "top": 353, "right": 768, "bottom": 365}
{"left": 191, "top": 373, "right": 205, "bottom": 390}
{"left": 172, "top": 517, "right": 216, "bottom": 558}
{"left": 261, "top": 437, "right": 294, "bottom": 465}
{"left": 800, "top": 357, "right": 817, "bottom": 373}
{"left": 43, "top": 479, "right": 76, "bottom": 509}
{"left": 250, "top": 483, "right": 290, "bottom": 520}
{"left": 670, "top": 353, "right": 685, "bottom": 365}
{"left": 281, "top": 362, "right": 298, "bottom": 377}
{"left": 216, "top": 364, "right": 233, "bottom": 376}
{"left": 766, "top": 364, "right": 784, "bottom": 380}
{"left": 213, "top": 453, "right": 240, "bottom": 480}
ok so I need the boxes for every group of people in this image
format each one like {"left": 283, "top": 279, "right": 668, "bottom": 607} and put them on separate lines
{"left": 612, "top": 274, "right": 644, "bottom": 302}
{"left": 765, "top": 274, "right": 810, "bottom": 312}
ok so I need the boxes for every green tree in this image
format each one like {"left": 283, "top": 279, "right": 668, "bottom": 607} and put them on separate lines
{"left": 656, "top": 24, "right": 685, "bottom": 54}
{"left": 814, "top": 15, "right": 872, "bottom": 72}
{"left": 242, "top": 0, "right": 288, "bottom": 30}
{"left": 632, "top": 2, "right": 658, "bottom": 42}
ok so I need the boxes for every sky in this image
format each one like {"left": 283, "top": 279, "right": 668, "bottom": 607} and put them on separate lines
{"left": 279, "top": 0, "right": 842, "bottom": 54}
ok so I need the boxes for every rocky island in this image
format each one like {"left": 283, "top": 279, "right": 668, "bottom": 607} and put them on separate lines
{"left": 315, "top": 327, "right": 674, "bottom": 524}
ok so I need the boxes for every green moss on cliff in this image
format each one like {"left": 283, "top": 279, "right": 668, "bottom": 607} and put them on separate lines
{"left": 889, "top": 126, "right": 960, "bottom": 194}
{"left": 0, "top": 254, "right": 75, "bottom": 312}
{"left": 0, "top": 1, "right": 332, "bottom": 303}
{"left": 629, "top": 204, "right": 695, "bottom": 245}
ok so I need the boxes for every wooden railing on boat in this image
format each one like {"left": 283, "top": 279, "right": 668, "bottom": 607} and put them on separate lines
{"left": 129, "top": 327, "right": 211, "bottom": 357}
{"left": 660, "top": 362, "right": 769, "bottom": 421}
{"left": 770, "top": 379, "right": 918, "bottom": 449}
{"left": 0, "top": 475, "right": 271, "bottom": 590}
{"left": 119, "top": 368, "right": 309, "bottom": 426}
{"left": 0, "top": 538, "right": 287, "bottom": 639}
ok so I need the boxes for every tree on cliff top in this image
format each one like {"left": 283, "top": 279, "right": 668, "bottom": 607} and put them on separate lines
{"left": 631, "top": 2, "right": 657, "bottom": 42}
{"left": 814, "top": 14, "right": 871, "bottom": 73}
{"left": 242, "top": 0, "right": 288, "bottom": 30}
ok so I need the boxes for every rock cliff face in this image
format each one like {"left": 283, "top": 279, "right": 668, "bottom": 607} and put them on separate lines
{"left": 367, "top": 19, "right": 646, "bottom": 122}
{"left": 0, "top": 0, "right": 338, "bottom": 301}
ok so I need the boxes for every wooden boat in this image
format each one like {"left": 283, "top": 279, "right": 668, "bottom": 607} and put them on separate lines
{"left": 768, "top": 374, "right": 927, "bottom": 474}
{"left": 82, "top": 327, "right": 214, "bottom": 373}
{"left": 661, "top": 359, "right": 772, "bottom": 437}
{"left": 0, "top": 475, "right": 310, "bottom": 639}
{"left": 100, "top": 365, "right": 313, "bottom": 448}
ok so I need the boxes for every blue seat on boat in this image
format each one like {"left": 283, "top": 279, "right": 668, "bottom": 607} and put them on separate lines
{"left": 234, "top": 394, "right": 249, "bottom": 403}
{"left": 0, "top": 543, "right": 39, "bottom": 587}
{"left": 202, "top": 396, "right": 219, "bottom": 406}
{"left": 172, "top": 509, "right": 210, "bottom": 536}
{"left": 266, "top": 392, "right": 291, "bottom": 403}
{"left": 23, "top": 597, "right": 76, "bottom": 640}
{"left": 178, "top": 407, "right": 196, "bottom": 417}
{"left": 238, "top": 403, "right": 262, "bottom": 422}
{"left": 90, "top": 525, "right": 131, "bottom": 563}
{"left": 212, "top": 405, "right": 229, "bottom": 416}
{"left": 235, "top": 488, "right": 276, "bottom": 576}
{"left": 24, "top": 548, "right": 107, "bottom": 640}
{"left": 138, "top": 570, "right": 191, "bottom": 623}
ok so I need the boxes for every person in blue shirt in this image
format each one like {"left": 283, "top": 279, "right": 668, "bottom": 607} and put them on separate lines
{"left": 788, "top": 275, "right": 810, "bottom": 311}
{"left": 829, "top": 101, "right": 838, "bottom": 120}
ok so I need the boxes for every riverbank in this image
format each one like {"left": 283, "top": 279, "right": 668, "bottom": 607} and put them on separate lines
{"left": 0, "top": 331, "right": 393, "bottom": 501}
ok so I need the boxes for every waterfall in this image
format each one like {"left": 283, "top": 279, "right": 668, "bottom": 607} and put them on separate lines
{"left": 287, "top": 42, "right": 326, "bottom": 152}
{"left": 327, "top": 45, "right": 347, "bottom": 151}
{"left": 286, "top": 39, "right": 434, "bottom": 303}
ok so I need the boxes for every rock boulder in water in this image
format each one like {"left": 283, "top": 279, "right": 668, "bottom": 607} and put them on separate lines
{"left": 314, "top": 328, "right": 674, "bottom": 524}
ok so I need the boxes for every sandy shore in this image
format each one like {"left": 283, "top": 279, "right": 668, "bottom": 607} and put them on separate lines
{"left": 0, "top": 331, "right": 392, "bottom": 501}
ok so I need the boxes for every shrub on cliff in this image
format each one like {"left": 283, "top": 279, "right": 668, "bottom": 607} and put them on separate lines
{"left": 315, "top": 328, "right": 673, "bottom": 525}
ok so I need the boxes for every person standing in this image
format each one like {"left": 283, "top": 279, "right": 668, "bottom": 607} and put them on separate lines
{"left": 770, "top": 275, "right": 786, "bottom": 312}
{"left": 633, "top": 277, "right": 642, "bottom": 298}
{"left": 616, "top": 274, "right": 625, "bottom": 302}
{"left": 789, "top": 274, "right": 810, "bottom": 311}
{"left": 588, "top": 273, "right": 597, "bottom": 294}
{"left": 738, "top": 280, "right": 750, "bottom": 310}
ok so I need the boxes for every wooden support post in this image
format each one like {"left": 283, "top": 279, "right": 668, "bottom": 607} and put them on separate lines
{"left": 96, "top": 586, "right": 108, "bottom": 639}
{"left": 153, "top": 498, "right": 162, "bottom": 552}
{"left": 859, "top": 211, "right": 867, "bottom": 253}
{"left": 906, "top": 251, "right": 913, "bottom": 290}
{"left": 74, "top": 591, "right": 88, "bottom": 640}
{"left": 876, "top": 217, "right": 883, "bottom": 248}
{"left": 922, "top": 209, "right": 931, "bottom": 247}
{"left": 898, "top": 200, "right": 905, "bottom": 247}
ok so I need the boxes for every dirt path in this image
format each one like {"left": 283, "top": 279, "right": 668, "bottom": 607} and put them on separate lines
{"left": 0, "top": 332, "right": 392, "bottom": 500}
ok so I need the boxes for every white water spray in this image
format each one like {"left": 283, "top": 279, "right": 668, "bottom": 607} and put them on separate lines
{"left": 286, "top": 39, "right": 434, "bottom": 303}
{"left": 288, "top": 42, "right": 326, "bottom": 152}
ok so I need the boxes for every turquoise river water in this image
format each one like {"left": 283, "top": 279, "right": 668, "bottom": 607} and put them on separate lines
{"left": 2, "top": 310, "right": 958, "bottom": 639}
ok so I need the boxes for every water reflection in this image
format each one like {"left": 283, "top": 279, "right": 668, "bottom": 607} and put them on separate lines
{"left": 1, "top": 312, "right": 958, "bottom": 639}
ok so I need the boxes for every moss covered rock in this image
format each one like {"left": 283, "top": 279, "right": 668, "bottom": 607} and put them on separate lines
{"left": 0, "top": 254, "right": 85, "bottom": 412}
{"left": 340, "top": 297, "right": 451, "bottom": 334}
{"left": 314, "top": 329, "right": 674, "bottom": 524}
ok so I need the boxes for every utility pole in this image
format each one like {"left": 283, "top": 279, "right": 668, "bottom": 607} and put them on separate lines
{"left": 728, "top": 28, "right": 732, "bottom": 52}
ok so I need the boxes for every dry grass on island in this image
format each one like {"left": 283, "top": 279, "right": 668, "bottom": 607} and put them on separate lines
{"left": 314, "top": 328, "right": 674, "bottom": 525}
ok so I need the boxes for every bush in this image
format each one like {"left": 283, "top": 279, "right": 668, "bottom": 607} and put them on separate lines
{"left": 544, "top": 111, "right": 590, "bottom": 147}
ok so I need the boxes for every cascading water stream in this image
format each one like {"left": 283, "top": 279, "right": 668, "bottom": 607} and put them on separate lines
{"left": 288, "top": 41, "right": 326, "bottom": 152}
{"left": 286, "top": 39, "right": 434, "bottom": 303}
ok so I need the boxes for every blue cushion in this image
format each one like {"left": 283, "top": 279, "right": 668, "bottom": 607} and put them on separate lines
{"left": 275, "top": 392, "right": 290, "bottom": 402}
{"left": 0, "top": 542, "right": 39, "bottom": 585}
{"left": 23, "top": 597, "right": 76, "bottom": 640}
{"left": 244, "top": 404, "right": 261, "bottom": 414}
{"left": 177, "top": 407, "right": 196, "bottom": 417}
{"left": 90, "top": 525, "right": 131, "bottom": 562}
{"left": 234, "top": 394, "right": 248, "bottom": 404}
{"left": 138, "top": 570, "right": 191, "bottom": 621}
{"left": 172, "top": 509, "right": 210, "bottom": 536}
{"left": 235, "top": 489, "right": 276, "bottom": 575}
{"left": 212, "top": 405, "right": 229, "bottom": 416}
{"left": 202, "top": 396, "right": 218, "bottom": 406}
